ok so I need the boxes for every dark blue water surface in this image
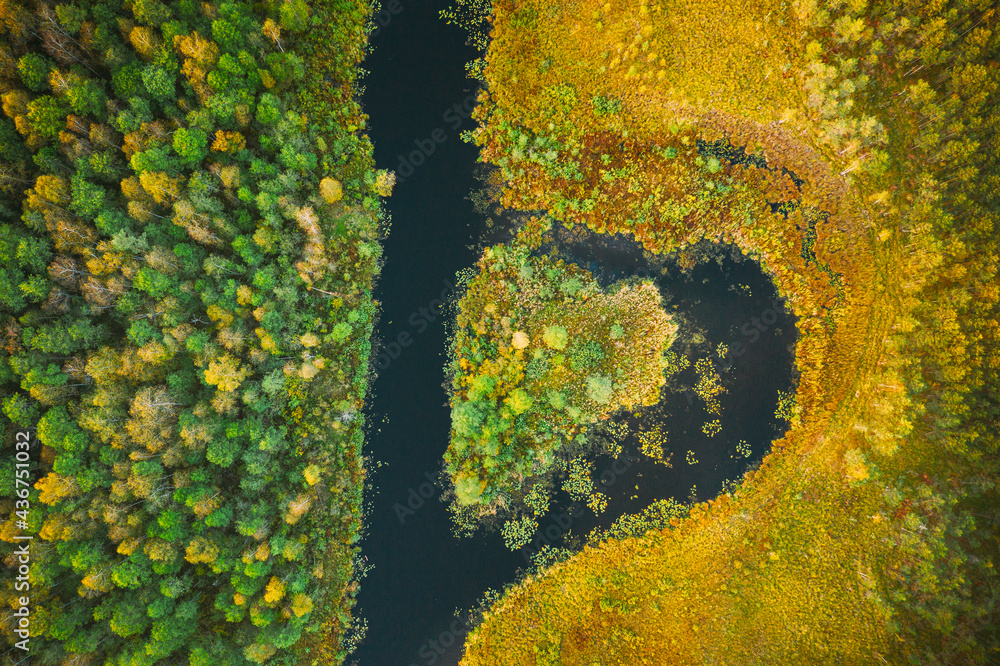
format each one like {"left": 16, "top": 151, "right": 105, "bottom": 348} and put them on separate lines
{"left": 354, "top": 3, "right": 523, "bottom": 665}
{"left": 354, "top": 4, "right": 796, "bottom": 665}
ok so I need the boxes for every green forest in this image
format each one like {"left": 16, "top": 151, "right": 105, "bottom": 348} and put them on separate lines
{"left": 1, "top": 0, "right": 383, "bottom": 662}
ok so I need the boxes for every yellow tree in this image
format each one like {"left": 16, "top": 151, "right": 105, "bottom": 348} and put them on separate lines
{"left": 139, "top": 171, "right": 183, "bottom": 205}
{"left": 128, "top": 26, "right": 161, "bottom": 60}
{"left": 204, "top": 353, "right": 250, "bottom": 392}
{"left": 126, "top": 386, "right": 180, "bottom": 453}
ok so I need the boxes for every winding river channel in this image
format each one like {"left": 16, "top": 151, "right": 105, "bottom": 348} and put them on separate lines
{"left": 354, "top": 3, "right": 797, "bottom": 664}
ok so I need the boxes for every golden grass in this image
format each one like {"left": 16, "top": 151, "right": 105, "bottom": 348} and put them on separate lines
{"left": 455, "top": 0, "right": 966, "bottom": 662}
{"left": 485, "top": 0, "right": 809, "bottom": 138}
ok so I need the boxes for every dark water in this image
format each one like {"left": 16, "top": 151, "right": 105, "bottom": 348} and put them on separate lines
{"left": 527, "top": 231, "right": 797, "bottom": 547}
{"left": 354, "top": 3, "right": 523, "bottom": 665}
{"left": 355, "top": 4, "right": 796, "bottom": 665}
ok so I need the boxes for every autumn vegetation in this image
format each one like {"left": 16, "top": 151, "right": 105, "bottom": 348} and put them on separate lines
{"left": 443, "top": 237, "right": 676, "bottom": 529}
{"left": 0, "top": 0, "right": 382, "bottom": 662}
{"left": 453, "top": 0, "right": 1000, "bottom": 663}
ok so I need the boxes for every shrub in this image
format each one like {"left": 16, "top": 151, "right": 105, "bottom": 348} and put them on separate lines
{"left": 542, "top": 324, "right": 568, "bottom": 350}
{"left": 505, "top": 389, "right": 534, "bottom": 415}
{"left": 454, "top": 472, "right": 487, "bottom": 506}
{"left": 586, "top": 374, "right": 613, "bottom": 404}
{"left": 591, "top": 95, "right": 622, "bottom": 116}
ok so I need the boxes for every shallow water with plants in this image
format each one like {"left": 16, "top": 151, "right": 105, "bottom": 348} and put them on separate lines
{"left": 517, "top": 232, "right": 798, "bottom": 552}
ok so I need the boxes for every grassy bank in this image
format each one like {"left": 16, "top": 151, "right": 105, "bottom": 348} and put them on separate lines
{"left": 458, "top": 0, "right": 1000, "bottom": 662}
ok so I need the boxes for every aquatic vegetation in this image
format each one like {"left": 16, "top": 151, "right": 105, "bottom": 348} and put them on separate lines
{"left": 734, "top": 439, "right": 752, "bottom": 459}
{"left": 562, "top": 457, "right": 595, "bottom": 502}
{"left": 662, "top": 349, "right": 690, "bottom": 378}
{"left": 775, "top": 389, "right": 797, "bottom": 423}
{"left": 500, "top": 515, "right": 537, "bottom": 550}
{"left": 693, "top": 356, "right": 726, "bottom": 415}
{"left": 522, "top": 482, "right": 551, "bottom": 517}
{"left": 636, "top": 425, "right": 670, "bottom": 466}
{"left": 588, "top": 497, "right": 687, "bottom": 543}
{"left": 586, "top": 491, "right": 608, "bottom": 515}
{"left": 700, "top": 419, "right": 721, "bottom": 438}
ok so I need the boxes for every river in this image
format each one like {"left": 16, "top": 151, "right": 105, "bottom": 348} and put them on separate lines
{"left": 353, "top": 2, "right": 796, "bottom": 664}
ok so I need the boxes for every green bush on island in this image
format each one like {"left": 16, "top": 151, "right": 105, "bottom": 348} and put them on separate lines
{"left": 443, "top": 241, "right": 677, "bottom": 518}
